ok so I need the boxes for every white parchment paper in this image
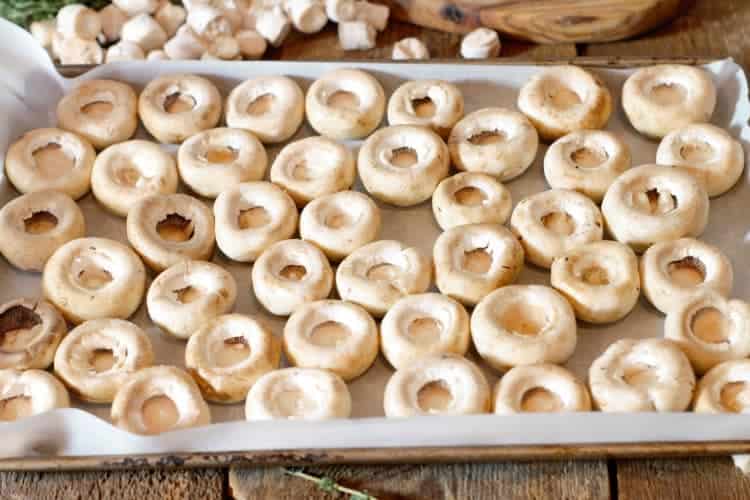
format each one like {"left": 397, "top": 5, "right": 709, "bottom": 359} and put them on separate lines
{"left": 0, "top": 19, "right": 749, "bottom": 458}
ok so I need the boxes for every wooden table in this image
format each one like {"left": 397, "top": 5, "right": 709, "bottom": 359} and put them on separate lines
{"left": 4, "top": 0, "right": 750, "bottom": 498}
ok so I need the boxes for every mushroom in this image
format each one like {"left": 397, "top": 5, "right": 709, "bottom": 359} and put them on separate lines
{"left": 121, "top": 13, "right": 168, "bottom": 52}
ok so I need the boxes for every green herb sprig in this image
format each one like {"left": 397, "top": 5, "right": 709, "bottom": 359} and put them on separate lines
{"left": 0, "top": 0, "right": 110, "bottom": 28}
{"left": 283, "top": 467, "right": 378, "bottom": 500}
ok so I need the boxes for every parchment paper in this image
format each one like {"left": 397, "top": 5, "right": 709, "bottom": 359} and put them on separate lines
{"left": 0, "top": 19, "right": 749, "bottom": 458}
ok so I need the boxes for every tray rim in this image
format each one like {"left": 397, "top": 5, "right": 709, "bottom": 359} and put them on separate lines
{"left": 5, "top": 55, "right": 744, "bottom": 471}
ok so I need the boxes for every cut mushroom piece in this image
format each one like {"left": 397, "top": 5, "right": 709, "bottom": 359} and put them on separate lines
{"left": 271, "top": 136, "right": 355, "bottom": 206}
{"left": 623, "top": 64, "right": 717, "bottom": 139}
{"left": 358, "top": 125, "right": 450, "bottom": 207}
{"left": 471, "top": 285, "right": 577, "bottom": 372}
{"left": 0, "top": 190, "right": 85, "bottom": 272}
{"left": 460, "top": 28, "right": 501, "bottom": 59}
{"left": 493, "top": 364, "right": 591, "bottom": 414}
{"left": 336, "top": 240, "right": 432, "bottom": 318}
{"left": 518, "top": 66, "right": 613, "bottom": 142}
{"left": 641, "top": 237, "right": 733, "bottom": 315}
{"left": 434, "top": 224, "right": 524, "bottom": 307}
{"left": 392, "top": 37, "right": 429, "bottom": 60}
{"left": 186, "top": 314, "right": 281, "bottom": 403}
{"left": 510, "top": 189, "right": 603, "bottom": 269}
{"left": 155, "top": 2, "right": 187, "bottom": 37}
{"left": 106, "top": 41, "right": 146, "bottom": 62}
{"left": 448, "top": 108, "right": 539, "bottom": 182}
{"left": 139, "top": 73, "right": 223, "bottom": 144}
{"left": 251, "top": 239, "right": 334, "bottom": 316}
{"left": 338, "top": 20, "right": 376, "bottom": 51}
{"left": 283, "top": 300, "right": 379, "bottom": 381}
{"left": 543, "top": 130, "right": 632, "bottom": 203}
{"left": 42, "top": 237, "right": 146, "bottom": 324}
{"left": 656, "top": 123, "right": 744, "bottom": 197}
{"left": 147, "top": 260, "right": 237, "bottom": 340}
{"left": 121, "top": 13, "right": 168, "bottom": 52}
{"left": 164, "top": 26, "right": 207, "bottom": 60}
{"left": 255, "top": 6, "right": 291, "bottom": 47}
{"left": 383, "top": 354, "right": 490, "bottom": 417}
{"left": 214, "top": 181, "right": 299, "bottom": 263}
{"left": 111, "top": 365, "right": 211, "bottom": 435}
{"left": 245, "top": 367, "right": 351, "bottom": 420}
{"left": 601, "top": 164, "right": 710, "bottom": 253}
{"left": 53, "top": 319, "right": 154, "bottom": 403}
{"left": 0, "top": 299, "right": 67, "bottom": 370}
{"left": 432, "top": 172, "right": 512, "bottom": 231}
{"left": 589, "top": 338, "right": 695, "bottom": 412}
{"left": 236, "top": 29, "right": 267, "bottom": 59}
{"left": 226, "top": 76, "right": 305, "bottom": 144}
{"left": 91, "top": 140, "right": 178, "bottom": 217}
{"left": 57, "top": 4, "right": 102, "bottom": 41}
{"left": 0, "top": 369, "right": 69, "bottom": 421}
{"left": 52, "top": 33, "right": 105, "bottom": 65}
{"left": 126, "top": 193, "right": 215, "bottom": 272}
{"left": 306, "top": 68, "right": 386, "bottom": 140}
{"left": 380, "top": 293, "right": 470, "bottom": 370}
{"left": 285, "top": 0, "right": 328, "bottom": 33}
{"left": 30, "top": 20, "right": 57, "bottom": 53}
{"left": 112, "top": 0, "right": 160, "bottom": 17}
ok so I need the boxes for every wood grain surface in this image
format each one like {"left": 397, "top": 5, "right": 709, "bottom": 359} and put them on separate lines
{"left": 4, "top": 0, "right": 750, "bottom": 498}
{"left": 581, "top": 0, "right": 750, "bottom": 69}
{"left": 229, "top": 461, "right": 610, "bottom": 500}
{"left": 379, "top": 0, "right": 682, "bottom": 43}
{"left": 0, "top": 469, "right": 224, "bottom": 499}
{"left": 616, "top": 458, "right": 750, "bottom": 500}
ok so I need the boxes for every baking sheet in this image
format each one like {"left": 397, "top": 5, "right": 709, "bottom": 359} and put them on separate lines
{"left": 1, "top": 19, "right": 750, "bottom": 458}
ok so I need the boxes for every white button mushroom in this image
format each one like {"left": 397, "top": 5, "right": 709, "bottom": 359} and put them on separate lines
{"left": 255, "top": 6, "right": 291, "bottom": 47}
{"left": 52, "top": 34, "right": 104, "bottom": 65}
{"left": 354, "top": 1, "right": 388, "bottom": 31}
{"left": 121, "top": 14, "right": 168, "bottom": 52}
{"left": 57, "top": 4, "right": 102, "bottom": 41}
{"left": 236, "top": 29, "right": 267, "bottom": 58}
{"left": 155, "top": 2, "right": 187, "bottom": 37}
{"left": 392, "top": 37, "right": 429, "bottom": 60}
{"left": 285, "top": 0, "right": 327, "bottom": 34}
{"left": 325, "top": 0, "right": 356, "bottom": 22}
{"left": 187, "top": 4, "right": 234, "bottom": 38}
{"left": 106, "top": 41, "right": 146, "bottom": 62}
{"left": 460, "top": 27, "right": 501, "bottom": 59}
{"left": 30, "top": 20, "right": 56, "bottom": 53}
{"left": 338, "top": 20, "right": 375, "bottom": 50}
{"left": 147, "top": 49, "right": 170, "bottom": 60}
{"left": 164, "top": 26, "right": 207, "bottom": 60}
{"left": 113, "top": 0, "right": 161, "bottom": 17}
{"left": 99, "top": 4, "right": 128, "bottom": 43}
{"left": 205, "top": 35, "right": 241, "bottom": 59}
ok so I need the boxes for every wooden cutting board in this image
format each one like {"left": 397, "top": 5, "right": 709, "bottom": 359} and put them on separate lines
{"left": 378, "top": 0, "right": 683, "bottom": 43}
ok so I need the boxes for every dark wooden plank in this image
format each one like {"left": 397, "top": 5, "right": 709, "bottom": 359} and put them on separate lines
{"left": 0, "top": 469, "right": 224, "bottom": 500}
{"left": 582, "top": 0, "right": 750, "bottom": 70}
{"left": 617, "top": 457, "right": 750, "bottom": 500}
{"left": 379, "top": 0, "right": 681, "bottom": 43}
{"left": 229, "top": 461, "right": 609, "bottom": 500}
{"left": 267, "top": 20, "right": 577, "bottom": 61}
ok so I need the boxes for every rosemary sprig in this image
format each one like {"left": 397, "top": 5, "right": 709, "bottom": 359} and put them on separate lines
{"left": 283, "top": 467, "right": 379, "bottom": 500}
{"left": 0, "top": 0, "right": 111, "bottom": 27}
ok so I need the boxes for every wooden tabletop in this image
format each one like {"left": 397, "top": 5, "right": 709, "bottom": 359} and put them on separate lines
{"left": 4, "top": 0, "right": 750, "bottom": 498}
